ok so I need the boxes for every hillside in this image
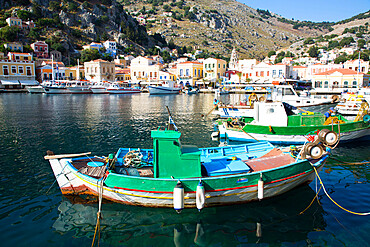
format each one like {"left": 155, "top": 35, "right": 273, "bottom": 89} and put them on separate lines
{"left": 124, "top": 0, "right": 332, "bottom": 59}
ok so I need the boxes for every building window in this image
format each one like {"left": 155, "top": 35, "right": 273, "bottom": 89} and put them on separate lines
{"left": 186, "top": 69, "right": 189, "bottom": 76}
{"left": 180, "top": 69, "right": 183, "bottom": 76}
{"left": 194, "top": 69, "right": 197, "bottom": 76}
{"left": 18, "top": 66, "right": 24, "bottom": 74}
{"left": 11, "top": 65, "right": 17, "bottom": 74}
{"left": 26, "top": 66, "right": 31, "bottom": 75}
{"left": 223, "top": 64, "right": 225, "bottom": 68}
{"left": 344, "top": 81, "right": 348, "bottom": 88}
{"left": 103, "top": 68, "right": 105, "bottom": 73}
{"left": 3, "top": 65, "right": 9, "bottom": 75}
{"left": 324, "top": 81, "right": 329, "bottom": 88}
{"left": 272, "top": 70, "right": 276, "bottom": 76}
{"left": 213, "top": 64, "right": 215, "bottom": 68}
{"left": 218, "top": 64, "right": 220, "bottom": 68}
{"left": 353, "top": 81, "right": 357, "bottom": 87}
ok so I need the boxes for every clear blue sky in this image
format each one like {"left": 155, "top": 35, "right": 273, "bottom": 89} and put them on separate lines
{"left": 240, "top": 0, "right": 370, "bottom": 22}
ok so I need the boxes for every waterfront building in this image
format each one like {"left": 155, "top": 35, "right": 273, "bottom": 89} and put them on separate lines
{"left": 292, "top": 66, "right": 309, "bottom": 80}
{"left": 306, "top": 63, "right": 342, "bottom": 81}
{"left": 84, "top": 59, "right": 115, "bottom": 83}
{"left": 176, "top": 61, "right": 203, "bottom": 86}
{"left": 312, "top": 68, "right": 370, "bottom": 90}
{"left": 36, "top": 61, "right": 67, "bottom": 81}
{"left": 0, "top": 54, "right": 38, "bottom": 91}
{"left": 65, "top": 66, "right": 85, "bottom": 80}
{"left": 203, "top": 58, "right": 227, "bottom": 82}
{"left": 130, "top": 56, "right": 163, "bottom": 83}
{"left": 31, "top": 41, "right": 49, "bottom": 59}
{"left": 115, "top": 68, "right": 131, "bottom": 82}
{"left": 250, "top": 62, "right": 271, "bottom": 83}
{"left": 159, "top": 71, "right": 176, "bottom": 83}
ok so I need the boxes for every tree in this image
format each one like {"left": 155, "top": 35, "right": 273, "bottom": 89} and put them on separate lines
{"left": 339, "top": 37, "right": 354, "bottom": 47}
{"left": 267, "top": 51, "right": 276, "bottom": 57}
{"left": 81, "top": 49, "right": 101, "bottom": 62}
{"left": 0, "top": 26, "right": 19, "bottom": 42}
{"left": 358, "top": 39, "right": 366, "bottom": 49}
{"left": 308, "top": 46, "right": 319, "bottom": 58}
{"left": 328, "top": 40, "right": 339, "bottom": 50}
{"left": 334, "top": 55, "right": 347, "bottom": 64}
{"left": 303, "top": 37, "right": 315, "bottom": 45}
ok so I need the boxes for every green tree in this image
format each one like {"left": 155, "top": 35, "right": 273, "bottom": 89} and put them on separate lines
{"left": 81, "top": 49, "right": 101, "bottom": 62}
{"left": 49, "top": 1, "right": 61, "bottom": 11}
{"left": 358, "top": 39, "right": 366, "bottom": 49}
{"left": 328, "top": 40, "right": 339, "bottom": 49}
{"left": 0, "top": 26, "right": 19, "bottom": 42}
{"left": 303, "top": 37, "right": 315, "bottom": 45}
{"left": 339, "top": 37, "right": 354, "bottom": 47}
{"left": 308, "top": 46, "right": 319, "bottom": 58}
{"left": 267, "top": 51, "right": 276, "bottom": 57}
{"left": 334, "top": 55, "right": 347, "bottom": 64}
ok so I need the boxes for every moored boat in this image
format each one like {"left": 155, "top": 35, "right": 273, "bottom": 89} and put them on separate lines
{"left": 216, "top": 102, "right": 370, "bottom": 145}
{"left": 106, "top": 83, "right": 141, "bottom": 94}
{"left": 46, "top": 118, "right": 333, "bottom": 210}
{"left": 43, "top": 82, "right": 69, "bottom": 94}
{"left": 90, "top": 82, "right": 109, "bottom": 94}
{"left": 148, "top": 81, "right": 181, "bottom": 95}
{"left": 66, "top": 81, "right": 92, "bottom": 94}
{"left": 26, "top": 85, "right": 45, "bottom": 93}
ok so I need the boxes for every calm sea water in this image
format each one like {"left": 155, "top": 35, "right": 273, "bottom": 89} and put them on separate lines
{"left": 0, "top": 93, "right": 369, "bottom": 247}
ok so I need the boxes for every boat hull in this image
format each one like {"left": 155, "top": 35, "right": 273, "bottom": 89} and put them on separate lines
{"left": 67, "top": 87, "right": 92, "bottom": 94}
{"left": 213, "top": 107, "right": 254, "bottom": 118}
{"left": 107, "top": 89, "right": 141, "bottom": 94}
{"left": 218, "top": 122, "right": 370, "bottom": 144}
{"left": 43, "top": 86, "right": 69, "bottom": 94}
{"left": 49, "top": 154, "right": 327, "bottom": 208}
{"left": 148, "top": 86, "right": 181, "bottom": 95}
{"left": 90, "top": 88, "right": 107, "bottom": 94}
{"left": 26, "top": 86, "right": 45, "bottom": 93}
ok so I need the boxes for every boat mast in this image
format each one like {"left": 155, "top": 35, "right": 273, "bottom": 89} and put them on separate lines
{"left": 77, "top": 59, "right": 80, "bottom": 81}
{"left": 51, "top": 54, "right": 54, "bottom": 83}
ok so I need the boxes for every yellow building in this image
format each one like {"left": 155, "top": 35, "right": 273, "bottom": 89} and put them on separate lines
{"left": 203, "top": 58, "right": 227, "bottom": 81}
{"left": 115, "top": 68, "right": 131, "bottom": 81}
{"left": 176, "top": 61, "right": 203, "bottom": 86}
{"left": 84, "top": 59, "right": 115, "bottom": 82}
{"left": 312, "top": 68, "right": 370, "bottom": 89}
{"left": 0, "top": 56, "right": 38, "bottom": 91}
{"left": 8, "top": 52, "right": 33, "bottom": 61}
{"left": 65, "top": 66, "right": 85, "bottom": 80}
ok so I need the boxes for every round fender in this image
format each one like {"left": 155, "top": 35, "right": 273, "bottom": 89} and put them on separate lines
{"left": 363, "top": 114, "right": 370, "bottom": 123}
{"left": 309, "top": 144, "right": 324, "bottom": 159}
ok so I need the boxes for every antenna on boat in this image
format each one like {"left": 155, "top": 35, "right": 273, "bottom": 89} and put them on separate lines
{"left": 166, "top": 106, "right": 178, "bottom": 131}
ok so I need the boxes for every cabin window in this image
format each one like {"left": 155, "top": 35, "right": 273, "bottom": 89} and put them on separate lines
{"left": 324, "top": 81, "right": 329, "bottom": 88}
{"left": 284, "top": 88, "right": 294, "bottom": 95}
{"left": 3, "top": 65, "right": 9, "bottom": 75}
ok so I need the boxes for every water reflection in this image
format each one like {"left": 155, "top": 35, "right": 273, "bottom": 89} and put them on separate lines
{"left": 53, "top": 186, "right": 326, "bottom": 246}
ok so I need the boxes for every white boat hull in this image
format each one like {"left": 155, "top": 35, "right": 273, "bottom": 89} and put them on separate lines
{"left": 148, "top": 86, "right": 181, "bottom": 95}
{"left": 67, "top": 87, "right": 92, "bottom": 94}
{"left": 218, "top": 123, "right": 370, "bottom": 145}
{"left": 90, "top": 88, "right": 107, "bottom": 94}
{"left": 43, "top": 87, "right": 69, "bottom": 94}
{"left": 26, "top": 86, "right": 45, "bottom": 93}
{"left": 213, "top": 107, "right": 254, "bottom": 118}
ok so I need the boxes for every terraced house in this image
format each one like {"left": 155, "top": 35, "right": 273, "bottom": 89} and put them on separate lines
{"left": 176, "top": 61, "right": 203, "bottom": 86}
{"left": 0, "top": 52, "right": 37, "bottom": 92}
{"left": 203, "top": 58, "right": 227, "bottom": 82}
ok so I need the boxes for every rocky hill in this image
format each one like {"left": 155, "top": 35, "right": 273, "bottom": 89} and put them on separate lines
{"left": 1, "top": 0, "right": 369, "bottom": 62}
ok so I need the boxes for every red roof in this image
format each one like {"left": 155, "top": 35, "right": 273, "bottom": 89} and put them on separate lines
{"left": 314, "top": 68, "right": 365, "bottom": 76}
{"left": 293, "top": 66, "right": 307, "bottom": 68}
{"left": 179, "top": 61, "right": 202, "bottom": 65}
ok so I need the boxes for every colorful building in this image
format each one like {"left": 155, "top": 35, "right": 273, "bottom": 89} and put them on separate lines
{"left": 130, "top": 56, "right": 163, "bottom": 83}
{"left": 4, "top": 42, "right": 23, "bottom": 52}
{"left": 84, "top": 59, "right": 115, "bottom": 82}
{"left": 203, "top": 58, "right": 227, "bottom": 81}
{"left": 312, "top": 68, "right": 370, "bottom": 89}
{"left": 31, "top": 41, "right": 49, "bottom": 58}
{"left": 176, "top": 61, "right": 203, "bottom": 86}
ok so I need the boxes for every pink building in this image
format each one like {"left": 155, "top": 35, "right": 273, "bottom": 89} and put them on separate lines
{"left": 31, "top": 41, "right": 49, "bottom": 59}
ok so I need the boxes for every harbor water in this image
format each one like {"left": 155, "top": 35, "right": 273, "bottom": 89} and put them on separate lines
{"left": 0, "top": 93, "right": 369, "bottom": 247}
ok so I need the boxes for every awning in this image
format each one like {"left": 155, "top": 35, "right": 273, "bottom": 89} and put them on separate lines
{"left": 0, "top": 80, "right": 20, "bottom": 85}
{"left": 19, "top": 80, "right": 39, "bottom": 86}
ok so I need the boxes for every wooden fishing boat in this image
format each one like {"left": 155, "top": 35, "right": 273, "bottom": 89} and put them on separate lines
{"left": 216, "top": 102, "right": 370, "bottom": 145}
{"left": 46, "top": 119, "right": 333, "bottom": 211}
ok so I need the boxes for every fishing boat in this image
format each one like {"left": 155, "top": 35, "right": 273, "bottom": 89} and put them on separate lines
{"left": 106, "top": 83, "right": 141, "bottom": 94}
{"left": 335, "top": 94, "right": 369, "bottom": 116}
{"left": 183, "top": 87, "right": 199, "bottom": 95}
{"left": 216, "top": 102, "right": 370, "bottom": 145}
{"left": 46, "top": 114, "right": 333, "bottom": 211}
{"left": 271, "top": 85, "right": 336, "bottom": 107}
{"left": 148, "top": 81, "right": 181, "bottom": 95}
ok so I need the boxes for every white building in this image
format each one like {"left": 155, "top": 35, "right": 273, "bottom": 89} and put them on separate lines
{"left": 130, "top": 56, "right": 163, "bottom": 83}
{"left": 103, "top": 40, "right": 117, "bottom": 57}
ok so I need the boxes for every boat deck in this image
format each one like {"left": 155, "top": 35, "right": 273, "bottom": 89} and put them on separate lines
{"left": 244, "top": 148, "right": 296, "bottom": 172}
{"left": 71, "top": 148, "right": 296, "bottom": 179}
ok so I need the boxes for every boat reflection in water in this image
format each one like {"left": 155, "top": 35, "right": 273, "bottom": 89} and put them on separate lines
{"left": 53, "top": 185, "right": 326, "bottom": 246}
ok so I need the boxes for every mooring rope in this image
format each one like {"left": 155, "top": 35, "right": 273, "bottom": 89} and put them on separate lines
{"left": 91, "top": 176, "right": 106, "bottom": 247}
{"left": 328, "top": 157, "right": 370, "bottom": 166}
{"left": 312, "top": 166, "right": 370, "bottom": 216}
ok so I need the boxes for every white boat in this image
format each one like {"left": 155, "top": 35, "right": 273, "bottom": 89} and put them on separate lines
{"left": 272, "top": 85, "right": 335, "bottom": 107}
{"left": 66, "top": 81, "right": 92, "bottom": 94}
{"left": 335, "top": 94, "right": 369, "bottom": 116}
{"left": 183, "top": 87, "right": 199, "bottom": 95}
{"left": 43, "top": 82, "right": 69, "bottom": 94}
{"left": 148, "top": 81, "right": 181, "bottom": 95}
{"left": 26, "top": 85, "right": 45, "bottom": 93}
{"left": 90, "top": 82, "right": 109, "bottom": 94}
{"left": 107, "top": 83, "right": 141, "bottom": 94}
